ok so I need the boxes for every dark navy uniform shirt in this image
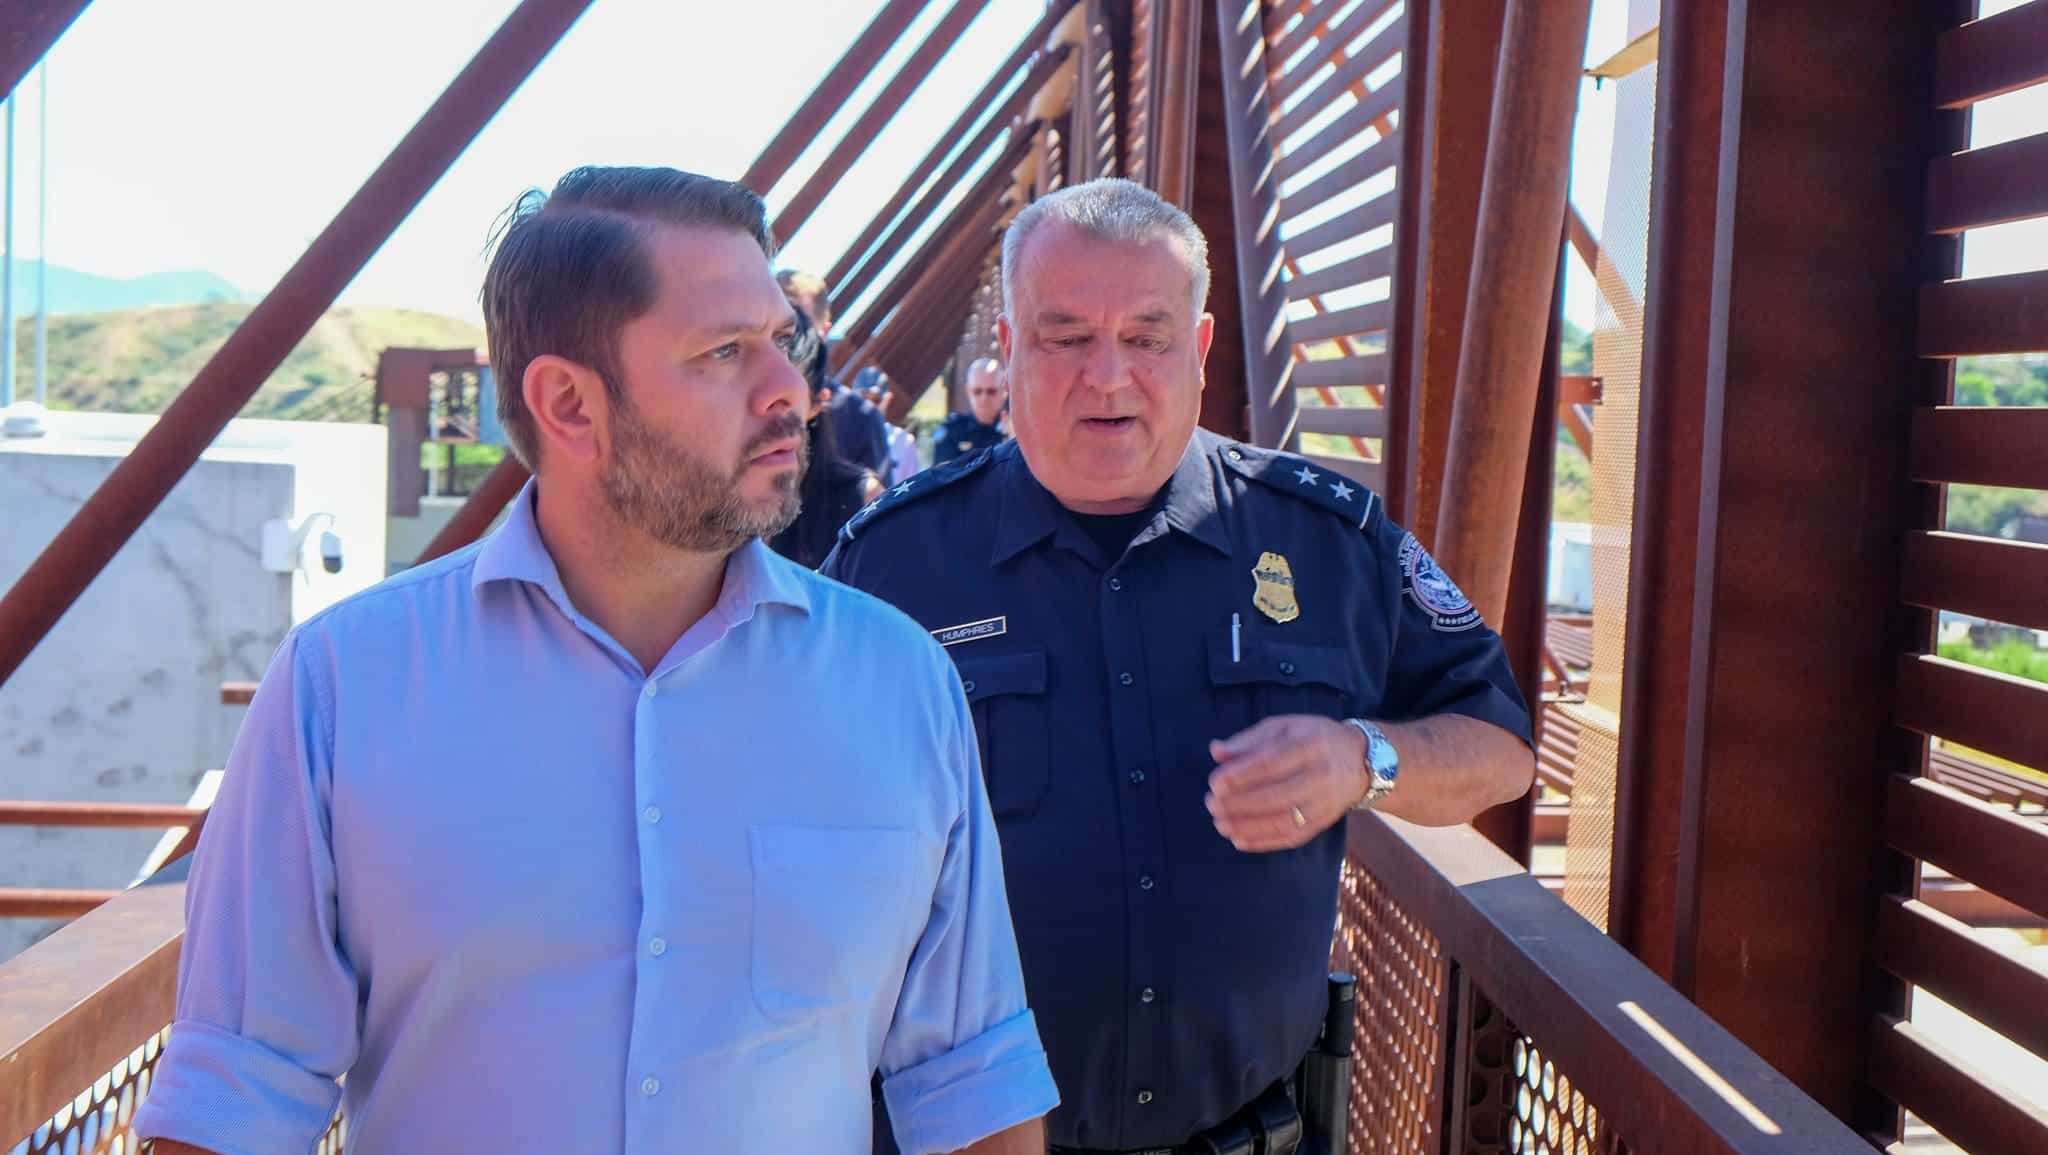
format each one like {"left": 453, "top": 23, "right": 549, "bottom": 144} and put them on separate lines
{"left": 931, "top": 411, "right": 1006, "bottom": 466}
{"left": 822, "top": 429, "right": 1531, "bottom": 1150}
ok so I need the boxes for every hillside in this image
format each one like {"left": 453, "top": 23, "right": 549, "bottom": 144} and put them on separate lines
{"left": 32, "top": 264, "right": 247, "bottom": 315}
{"left": 9, "top": 303, "right": 484, "bottom": 422}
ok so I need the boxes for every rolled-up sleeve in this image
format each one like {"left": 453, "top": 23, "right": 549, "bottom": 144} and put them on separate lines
{"left": 879, "top": 663, "right": 1058, "bottom": 1154}
{"left": 133, "top": 630, "right": 361, "bottom": 1154}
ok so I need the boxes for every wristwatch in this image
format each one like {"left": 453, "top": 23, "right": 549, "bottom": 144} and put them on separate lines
{"left": 1343, "top": 719, "right": 1399, "bottom": 810}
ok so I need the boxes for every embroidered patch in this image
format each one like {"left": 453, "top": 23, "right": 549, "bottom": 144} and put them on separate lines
{"left": 933, "top": 616, "right": 1008, "bottom": 647}
{"left": 1399, "top": 533, "right": 1481, "bottom": 632}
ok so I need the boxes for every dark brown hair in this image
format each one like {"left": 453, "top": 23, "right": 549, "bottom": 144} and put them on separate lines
{"left": 481, "top": 166, "right": 775, "bottom": 466}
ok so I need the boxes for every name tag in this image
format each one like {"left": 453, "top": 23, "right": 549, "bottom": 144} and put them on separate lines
{"left": 933, "top": 616, "right": 1007, "bottom": 647}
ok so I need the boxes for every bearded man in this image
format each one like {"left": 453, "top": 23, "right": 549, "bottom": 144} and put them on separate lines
{"left": 135, "top": 166, "right": 1054, "bottom": 1155}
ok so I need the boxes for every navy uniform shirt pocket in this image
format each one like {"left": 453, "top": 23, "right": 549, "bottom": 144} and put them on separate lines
{"left": 750, "top": 824, "right": 931, "bottom": 1022}
{"left": 1206, "top": 633, "right": 1361, "bottom": 727}
{"left": 953, "top": 649, "right": 1052, "bottom": 821}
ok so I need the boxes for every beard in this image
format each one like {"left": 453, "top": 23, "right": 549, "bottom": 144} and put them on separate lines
{"left": 598, "top": 402, "right": 806, "bottom": 553}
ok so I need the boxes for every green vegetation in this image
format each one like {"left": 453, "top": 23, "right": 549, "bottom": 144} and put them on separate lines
{"left": 1938, "top": 638, "right": 2048, "bottom": 685}
{"left": 1554, "top": 435, "right": 1591, "bottom": 522}
{"left": 1945, "top": 355, "right": 2048, "bottom": 539}
{"left": 10, "top": 303, "right": 483, "bottom": 422}
{"left": 1560, "top": 320, "right": 1592, "bottom": 375}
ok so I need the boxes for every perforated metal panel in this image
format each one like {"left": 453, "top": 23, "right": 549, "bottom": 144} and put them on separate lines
{"left": 1334, "top": 857, "right": 1450, "bottom": 1153}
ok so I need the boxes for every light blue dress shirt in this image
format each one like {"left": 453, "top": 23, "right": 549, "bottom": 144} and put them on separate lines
{"left": 133, "top": 483, "right": 1057, "bottom": 1155}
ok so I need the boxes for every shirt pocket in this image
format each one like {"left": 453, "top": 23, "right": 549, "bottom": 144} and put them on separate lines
{"left": 954, "top": 649, "right": 1052, "bottom": 821}
{"left": 750, "top": 824, "right": 931, "bottom": 1023}
{"left": 1206, "top": 633, "right": 1361, "bottom": 725}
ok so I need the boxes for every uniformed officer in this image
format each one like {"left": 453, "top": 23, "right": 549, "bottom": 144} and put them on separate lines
{"left": 932, "top": 357, "right": 1010, "bottom": 465}
{"left": 823, "top": 178, "right": 1536, "bottom": 1155}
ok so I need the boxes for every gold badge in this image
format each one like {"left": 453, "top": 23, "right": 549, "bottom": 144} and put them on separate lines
{"left": 1251, "top": 551, "right": 1300, "bottom": 623}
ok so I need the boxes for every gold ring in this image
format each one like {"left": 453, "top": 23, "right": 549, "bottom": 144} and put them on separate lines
{"left": 1290, "top": 805, "right": 1307, "bottom": 828}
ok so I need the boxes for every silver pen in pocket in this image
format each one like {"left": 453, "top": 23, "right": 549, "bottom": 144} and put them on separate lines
{"left": 1231, "top": 612, "right": 1241, "bottom": 663}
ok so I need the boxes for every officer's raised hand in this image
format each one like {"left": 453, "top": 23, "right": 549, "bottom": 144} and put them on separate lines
{"left": 1205, "top": 716, "right": 1367, "bottom": 851}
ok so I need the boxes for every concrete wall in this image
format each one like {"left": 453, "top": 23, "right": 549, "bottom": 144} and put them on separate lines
{"left": 0, "top": 413, "right": 387, "bottom": 961}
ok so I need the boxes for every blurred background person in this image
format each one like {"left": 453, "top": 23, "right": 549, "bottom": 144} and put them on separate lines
{"left": 855, "top": 366, "right": 922, "bottom": 485}
{"left": 932, "top": 356, "right": 1009, "bottom": 466}
{"left": 770, "top": 308, "right": 884, "bottom": 568}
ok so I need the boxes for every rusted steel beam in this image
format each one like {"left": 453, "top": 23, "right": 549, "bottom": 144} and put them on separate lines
{"left": 740, "top": 0, "right": 929, "bottom": 193}
{"left": 1148, "top": 0, "right": 1201, "bottom": 209}
{"left": 0, "top": 879, "right": 184, "bottom": 1146}
{"left": 1212, "top": 0, "right": 1298, "bottom": 450}
{"left": 1187, "top": 6, "right": 1246, "bottom": 440}
{"left": 866, "top": 239, "right": 990, "bottom": 382}
{"left": 0, "top": 0, "right": 597, "bottom": 691}
{"left": 0, "top": 802, "right": 206, "bottom": 828}
{"left": 843, "top": 196, "right": 1010, "bottom": 379}
{"left": 0, "top": 890, "right": 120, "bottom": 919}
{"left": 831, "top": 44, "right": 1072, "bottom": 311}
{"left": 771, "top": 0, "right": 993, "bottom": 245}
{"left": 220, "top": 680, "right": 256, "bottom": 705}
{"left": 1380, "top": 0, "right": 1433, "bottom": 535}
{"left": 414, "top": 454, "right": 530, "bottom": 566}
{"left": 1400, "top": 0, "right": 1504, "bottom": 538}
{"left": 1607, "top": 0, "right": 1725, "bottom": 984}
{"left": 1660, "top": 0, "right": 1967, "bottom": 1129}
{"left": 1430, "top": 0, "right": 1589, "bottom": 627}
{"left": 0, "top": 0, "right": 87, "bottom": 104}
{"left": 825, "top": 2, "right": 1075, "bottom": 294}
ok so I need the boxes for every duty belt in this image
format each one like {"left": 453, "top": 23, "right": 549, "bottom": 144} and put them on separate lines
{"left": 1048, "top": 1079, "right": 1304, "bottom": 1155}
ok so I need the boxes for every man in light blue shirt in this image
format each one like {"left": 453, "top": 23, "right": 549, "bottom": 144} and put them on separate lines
{"left": 134, "top": 166, "right": 1056, "bottom": 1155}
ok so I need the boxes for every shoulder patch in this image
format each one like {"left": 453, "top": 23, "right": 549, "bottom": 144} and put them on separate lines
{"left": 1398, "top": 531, "right": 1482, "bottom": 632}
{"left": 837, "top": 444, "right": 999, "bottom": 543}
{"left": 1218, "top": 442, "right": 1381, "bottom": 532}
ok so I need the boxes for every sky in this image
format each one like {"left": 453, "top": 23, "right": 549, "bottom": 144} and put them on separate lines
{"left": 0, "top": 0, "right": 2042, "bottom": 333}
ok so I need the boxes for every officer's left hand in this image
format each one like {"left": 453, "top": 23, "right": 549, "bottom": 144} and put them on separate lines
{"left": 1205, "top": 716, "right": 1368, "bottom": 852}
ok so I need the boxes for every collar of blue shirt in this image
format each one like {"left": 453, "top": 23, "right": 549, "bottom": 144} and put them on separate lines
{"left": 468, "top": 480, "right": 812, "bottom": 668}
{"left": 989, "top": 431, "right": 1233, "bottom": 565}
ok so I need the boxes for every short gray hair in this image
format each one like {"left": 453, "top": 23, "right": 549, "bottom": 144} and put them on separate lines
{"left": 1000, "top": 178, "right": 1210, "bottom": 316}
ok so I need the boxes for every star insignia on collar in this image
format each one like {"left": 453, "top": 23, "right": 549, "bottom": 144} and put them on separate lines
{"left": 1330, "top": 479, "right": 1355, "bottom": 502}
{"left": 890, "top": 480, "right": 915, "bottom": 499}
{"left": 1293, "top": 464, "right": 1320, "bottom": 487}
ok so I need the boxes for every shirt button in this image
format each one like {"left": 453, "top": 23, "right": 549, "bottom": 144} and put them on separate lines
{"left": 643, "top": 805, "right": 662, "bottom": 825}
{"left": 642, "top": 683, "right": 658, "bottom": 699}
{"left": 648, "top": 937, "right": 668, "bottom": 957}
{"left": 1280, "top": 660, "right": 1297, "bottom": 677}
{"left": 1137, "top": 1089, "right": 1155, "bottom": 1105}
{"left": 1119, "top": 671, "right": 1135, "bottom": 687}
{"left": 962, "top": 680, "right": 977, "bottom": 695}
{"left": 1140, "top": 987, "right": 1156, "bottom": 1004}
{"left": 641, "top": 1076, "right": 661, "bottom": 1097}
{"left": 1107, "top": 577, "right": 1123, "bottom": 592}
{"left": 1138, "top": 874, "right": 1155, "bottom": 891}
{"left": 1129, "top": 769, "right": 1146, "bottom": 785}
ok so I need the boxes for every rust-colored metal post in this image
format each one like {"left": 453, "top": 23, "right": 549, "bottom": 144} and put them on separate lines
{"left": 413, "top": 455, "right": 530, "bottom": 566}
{"left": 771, "top": 0, "right": 992, "bottom": 244}
{"left": 0, "top": 0, "right": 596, "bottom": 690}
{"left": 1607, "top": 0, "right": 1728, "bottom": 984}
{"left": 1400, "top": 0, "right": 1505, "bottom": 537}
{"left": 739, "top": 0, "right": 929, "bottom": 193}
{"left": 1148, "top": 0, "right": 1201, "bottom": 209}
{"left": 0, "top": 1, "right": 88, "bottom": 103}
{"left": 1430, "top": 0, "right": 1590, "bottom": 625}
{"left": 1211, "top": 0, "right": 1297, "bottom": 450}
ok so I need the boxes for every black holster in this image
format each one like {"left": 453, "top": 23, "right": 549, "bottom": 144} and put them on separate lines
{"left": 1295, "top": 973, "right": 1356, "bottom": 1155}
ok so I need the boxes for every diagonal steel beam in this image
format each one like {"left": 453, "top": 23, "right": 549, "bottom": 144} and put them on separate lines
{"left": 0, "top": 0, "right": 598, "bottom": 688}
{"left": 0, "top": 0, "right": 88, "bottom": 104}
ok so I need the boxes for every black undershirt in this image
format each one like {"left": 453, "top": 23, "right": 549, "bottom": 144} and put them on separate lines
{"left": 1071, "top": 505, "right": 1161, "bottom": 564}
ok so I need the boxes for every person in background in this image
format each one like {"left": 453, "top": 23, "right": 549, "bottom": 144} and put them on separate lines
{"left": 136, "top": 166, "right": 1055, "bottom": 1155}
{"left": 774, "top": 311, "right": 887, "bottom": 567}
{"left": 932, "top": 357, "right": 1009, "bottom": 466}
{"left": 856, "top": 365, "right": 924, "bottom": 486}
{"left": 826, "top": 178, "right": 1532, "bottom": 1155}
{"left": 779, "top": 266, "right": 893, "bottom": 476}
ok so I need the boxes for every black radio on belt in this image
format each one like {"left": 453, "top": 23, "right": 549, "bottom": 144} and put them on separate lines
{"left": 1296, "top": 973, "right": 1357, "bottom": 1155}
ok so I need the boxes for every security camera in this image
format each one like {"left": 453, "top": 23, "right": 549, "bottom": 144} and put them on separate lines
{"left": 318, "top": 531, "right": 344, "bottom": 575}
